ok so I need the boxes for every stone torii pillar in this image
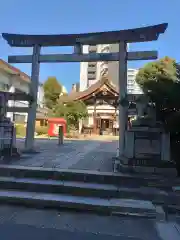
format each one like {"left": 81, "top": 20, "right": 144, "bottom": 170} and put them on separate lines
{"left": 25, "top": 45, "right": 41, "bottom": 151}
{"left": 118, "top": 42, "right": 128, "bottom": 157}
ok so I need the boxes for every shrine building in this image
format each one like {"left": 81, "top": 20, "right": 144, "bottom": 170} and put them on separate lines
{"left": 60, "top": 76, "right": 137, "bottom": 135}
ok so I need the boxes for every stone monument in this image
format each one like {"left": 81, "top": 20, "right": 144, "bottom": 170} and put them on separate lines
{"left": 120, "top": 95, "right": 177, "bottom": 176}
{"left": 0, "top": 93, "right": 20, "bottom": 161}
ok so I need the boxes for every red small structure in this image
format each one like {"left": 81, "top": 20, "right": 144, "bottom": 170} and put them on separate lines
{"left": 48, "top": 118, "right": 67, "bottom": 137}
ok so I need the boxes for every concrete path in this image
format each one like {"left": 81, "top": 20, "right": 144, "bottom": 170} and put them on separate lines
{"left": 0, "top": 204, "right": 179, "bottom": 239}
{"left": 0, "top": 205, "right": 165, "bottom": 240}
{"left": 13, "top": 139, "right": 118, "bottom": 172}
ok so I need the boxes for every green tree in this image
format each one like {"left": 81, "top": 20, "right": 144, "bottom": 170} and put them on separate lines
{"left": 136, "top": 57, "right": 177, "bottom": 90}
{"left": 52, "top": 100, "right": 88, "bottom": 128}
{"left": 136, "top": 57, "right": 180, "bottom": 174}
{"left": 43, "top": 77, "right": 62, "bottom": 109}
{"left": 136, "top": 57, "right": 180, "bottom": 121}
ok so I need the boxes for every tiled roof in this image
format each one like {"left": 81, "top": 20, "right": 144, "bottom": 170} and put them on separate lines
{"left": 59, "top": 76, "right": 118, "bottom": 102}
{"left": 0, "top": 59, "right": 44, "bottom": 86}
{"left": 0, "top": 59, "right": 30, "bottom": 83}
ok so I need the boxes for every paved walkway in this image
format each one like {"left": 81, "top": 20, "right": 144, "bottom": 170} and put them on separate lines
{"left": 0, "top": 205, "right": 167, "bottom": 240}
{"left": 13, "top": 139, "right": 118, "bottom": 172}
{"left": 0, "top": 204, "right": 179, "bottom": 240}
{"left": 0, "top": 204, "right": 180, "bottom": 239}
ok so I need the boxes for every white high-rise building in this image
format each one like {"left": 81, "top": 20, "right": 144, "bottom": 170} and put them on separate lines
{"left": 79, "top": 44, "right": 142, "bottom": 95}
{"left": 79, "top": 44, "right": 112, "bottom": 91}
{"left": 79, "top": 45, "right": 89, "bottom": 91}
{"left": 127, "top": 68, "right": 143, "bottom": 95}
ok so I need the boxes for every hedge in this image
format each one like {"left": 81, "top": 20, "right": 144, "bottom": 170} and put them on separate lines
{"left": 15, "top": 124, "right": 26, "bottom": 137}
{"left": 15, "top": 124, "right": 48, "bottom": 137}
{"left": 35, "top": 126, "right": 48, "bottom": 135}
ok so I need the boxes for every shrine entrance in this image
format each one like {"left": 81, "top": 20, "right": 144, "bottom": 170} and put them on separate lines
{"left": 96, "top": 116, "right": 114, "bottom": 135}
{"left": 101, "top": 119, "right": 111, "bottom": 131}
{"left": 60, "top": 77, "right": 119, "bottom": 135}
{"left": 101, "top": 119, "right": 113, "bottom": 134}
{"left": 2, "top": 23, "right": 167, "bottom": 162}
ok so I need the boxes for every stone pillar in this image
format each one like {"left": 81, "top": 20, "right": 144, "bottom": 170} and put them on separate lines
{"left": 25, "top": 45, "right": 41, "bottom": 151}
{"left": 79, "top": 119, "right": 83, "bottom": 134}
{"left": 58, "top": 126, "right": 64, "bottom": 145}
{"left": 6, "top": 85, "right": 15, "bottom": 121}
{"left": 118, "top": 42, "right": 127, "bottom": 157}
{"left": 114, "top": 106, "right": 117, "bottom": 136}
{"left": 93, "top": 97, "right": 97, "bottom": 134}
{"left": 161, "top": 133, "right": 170, "bottom": 161}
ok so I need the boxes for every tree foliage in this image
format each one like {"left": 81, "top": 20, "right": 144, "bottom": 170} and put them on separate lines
{"left": 43, "top": 77, "right": 62, "bottom": 109}
{"left": 136, "top": 57, "right": 177, "bottom": 91}
{"left": 43, "top": 77, "right": 88, "bottom": 129}
{"left": 50, "top": 100, "right": 88, "bottom": 128}
{"left": 135, "top": 57, "right": 180, "bottom": 122}
{"left": 136, "top": 57, "right": 180, "bottom": 173}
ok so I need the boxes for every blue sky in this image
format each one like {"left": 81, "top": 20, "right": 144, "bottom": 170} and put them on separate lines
{"left": 0, "top": 0, "right": 179, "bottom": 92}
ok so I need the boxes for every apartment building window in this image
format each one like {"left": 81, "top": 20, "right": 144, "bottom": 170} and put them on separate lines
{"left": 128, "top": 74, "right": 135, "bottom": 78}
{"left": 89, "top": 50, "right": 96, "bottom": 53}
{"left": 128, "top": 83, "right": 134, "bottom": 87}
{"left": 88, "top": 70, "right": 96, "bottom": 75}
{"left": 89, "top": 45, "right": 97, "bottom": 53}
{"left": 88, "top": 77, "right": 96, "bottom": 81}
{"left": 88, "top": 63, "right": 96, "bottom": 68}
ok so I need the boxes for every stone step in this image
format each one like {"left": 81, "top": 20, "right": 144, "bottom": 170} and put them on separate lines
{"left": 0, "top": 176, "right": 118, "bottom": 198}
{"left": 0, "top": 189, "right": 158, "bottom": 218}
{"left": 0, "top": 176, "right": 179, "bottom": 205}
{"left": 0, "top": 165, "right": 179, "bottom": 189}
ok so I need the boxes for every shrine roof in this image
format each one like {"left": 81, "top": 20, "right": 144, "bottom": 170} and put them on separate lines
{"left": 2, "top": 23, "right": 167, "bottom": 47}
{"left": 59, "top": 76, "right": 118, "bottom": 103}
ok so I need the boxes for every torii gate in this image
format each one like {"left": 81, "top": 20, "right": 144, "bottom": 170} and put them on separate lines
{"left": 2, "top": 23, "right": 168, "bottom": 158}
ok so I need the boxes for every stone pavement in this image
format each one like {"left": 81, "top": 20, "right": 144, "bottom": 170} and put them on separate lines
{"left": 13, "top": 139, "right": 118, "bottom": 172}
{"left": 0, "top": 224, "right": 137, "bottom": 240}
{"left": 0, "top": 205, "right": 166, "bottom": 240}
{"left": 0, "top": 204, "right": 179, "bottom": 239}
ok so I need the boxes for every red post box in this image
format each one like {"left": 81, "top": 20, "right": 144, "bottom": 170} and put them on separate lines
{"left": 48, "top": 118, "right": 67, "bottom": 137}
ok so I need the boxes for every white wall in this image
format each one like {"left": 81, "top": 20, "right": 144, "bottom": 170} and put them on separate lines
{"left": 0, "top": 69, "right": 44, "bottom": 122}
{"left": 87, "top": 104, "right": 116, "bottom": 114}
{"left": 37, "top": 84, "right": 44, "bottom": 108}
{"left": 88, "top": 115, "right": 93, "bottom": 125}
{"left": 127, "top": 68, "right": 143, "bottom": 94}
